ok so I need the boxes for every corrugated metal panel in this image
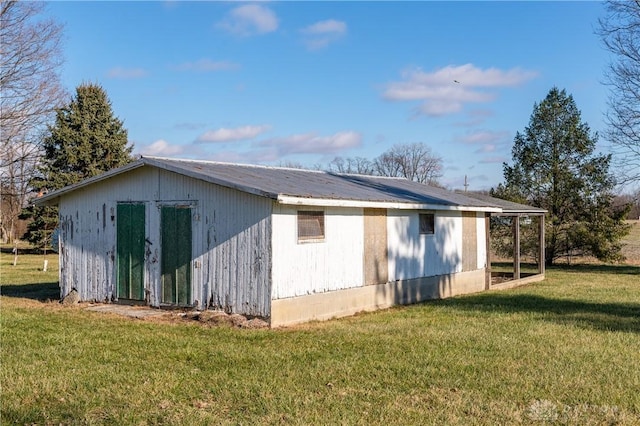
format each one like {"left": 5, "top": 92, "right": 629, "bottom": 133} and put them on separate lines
{"left": 38, "top": 157, "right": 513, "bottom": 211}
{"left": 142, "top": 157, "right": 499, "bottom": 208}
{"left": 459, "top": 191, "right": 547, "bottom": 214}
{"left": 387, "top": 210, "right": 463, "bottom": 281}
{"left": 271, "top": 205, "right": 364, "bottom": 299}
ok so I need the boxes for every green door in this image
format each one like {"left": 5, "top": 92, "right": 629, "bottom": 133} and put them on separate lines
{"left": 116, "top": 203, "right": 145, "bottom": 300}
{"left": 161, "top": 205, "right": 192, "bottom": 305}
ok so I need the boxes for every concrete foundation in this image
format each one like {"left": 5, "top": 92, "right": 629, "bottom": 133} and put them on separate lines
{"left": 271, "top": 269, "right": 486, "bottom": 327}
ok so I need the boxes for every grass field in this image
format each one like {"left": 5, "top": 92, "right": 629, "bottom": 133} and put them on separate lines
{"left": 1, "top": 252, "right": 640, "bottom": 425}
{"left": 622, "top": 220, "right": 640, "bottom": 264}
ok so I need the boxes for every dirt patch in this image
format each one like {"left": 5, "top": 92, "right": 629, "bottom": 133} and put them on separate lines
{"left": 182, "top": 310, "right": 269, "bottom": 329}
{"left": 84, "top": 304, "right": 269, "bottom": 329}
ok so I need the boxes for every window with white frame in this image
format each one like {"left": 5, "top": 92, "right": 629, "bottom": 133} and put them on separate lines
{"left": 297, "top": 210, "right": 325, "bottom": 242}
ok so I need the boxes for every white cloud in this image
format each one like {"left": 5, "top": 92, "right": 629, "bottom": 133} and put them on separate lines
{"left": 301, "top": 19, "right": 347, "bottom": 50}
{"left": 456, "top": 130, "right": 510, "bottom": 145}
{"left": 383, "top": 64, "right": 538, "bottom": 117}
{"left": 218, "top": 4, "right": 278, "bottom": 36}
{"left": 475, "top": 144, "right": 497, "bottom": 153}
{"left": 454, "top": 109, "right": 494, "bottom": 127}
{"left": 195, "top": 125, "right": 271, "bottom": 143}
{"left": 173, "top": 59, "right": 240, "bottom": 72}
{"left": 107, "top": 67, "right": 147, "bottom": 79}
{"left": 257, "top": 131, "right": 362, "bottom": 155}
{"left": 302, "top": 19, "right": 347, "bottom": 35}
{"left": 137, "top": 139, "right": 184, "bottom": 156}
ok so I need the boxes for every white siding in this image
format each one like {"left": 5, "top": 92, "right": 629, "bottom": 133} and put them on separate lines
{"left": 271, "top": 205, "right": 364, "bottom": 299}
{"left": 57, "top": 167, "right": 272, "bottom": 317}
{"left": 387, "top": 210, "right": 463, "bottom": 281}
{"left": 476, "top": 212, "right": 487, "bottom": 270}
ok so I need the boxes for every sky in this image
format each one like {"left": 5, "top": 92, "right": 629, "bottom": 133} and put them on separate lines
{"left": 46, "top": 1, "right": 610, "bottom": 191}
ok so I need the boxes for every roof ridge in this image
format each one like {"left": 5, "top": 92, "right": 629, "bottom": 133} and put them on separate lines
{"left": 141, "top": 156, "right": 392, "bottom": 177}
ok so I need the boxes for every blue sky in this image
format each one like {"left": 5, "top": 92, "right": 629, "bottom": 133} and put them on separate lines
{"left": 46, "top": 1, "right": 609, "bottom": 190}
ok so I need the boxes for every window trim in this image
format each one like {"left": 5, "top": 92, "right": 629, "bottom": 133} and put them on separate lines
{"left": 419, "top": 212, "right": 435, "bottom": 235}
{"left": 297, "top": 210, "right": 325, "bottom": 243}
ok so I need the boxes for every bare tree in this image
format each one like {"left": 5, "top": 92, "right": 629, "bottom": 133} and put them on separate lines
{"left": 373, "top": 142, "right": 442, "bottom": 185}
{"left": 598, "top": 1, "right": 640, "bottom": 185}
{"left": 327, "top": 156, "right": 374, "bottom": 174}
{"left": 326, "top": 143, "right": 442, "bottom": 185}
{"left": 0, "top": 1, "right": 65, "bottom": 243}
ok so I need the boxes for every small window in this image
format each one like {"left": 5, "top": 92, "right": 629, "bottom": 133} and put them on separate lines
{"left": 419, "top": 213, "right": 435, "bottom": 235}
{"left": 298, "top": 211, "right": 325, "bottom": 241}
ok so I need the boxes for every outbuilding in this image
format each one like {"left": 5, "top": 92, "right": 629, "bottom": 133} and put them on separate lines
{"left": 36, "top": 157, "right": 545, "bottom": 326}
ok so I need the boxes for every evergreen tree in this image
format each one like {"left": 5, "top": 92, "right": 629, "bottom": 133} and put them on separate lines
{"left": 23, "top": 83, "right": 133, "bottom": 248}
{"left": 494, "top": 87, "right": 630, "bottom": 266}
{"left": 37, "top": 83, "right": 133, "bottom": 190}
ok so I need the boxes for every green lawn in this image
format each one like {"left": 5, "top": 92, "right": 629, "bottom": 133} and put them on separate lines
{"left": 1, "top": 252, "right": 639, "bottom": 425}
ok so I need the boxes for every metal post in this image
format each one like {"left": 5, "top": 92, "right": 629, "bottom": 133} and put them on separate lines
{"left": 539, "top": 214, "right": 545, "bottom": 275}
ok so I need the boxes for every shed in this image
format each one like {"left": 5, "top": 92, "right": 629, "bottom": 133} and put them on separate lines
{"left": 36, "top": 157, "right": 545, "bottom": 326}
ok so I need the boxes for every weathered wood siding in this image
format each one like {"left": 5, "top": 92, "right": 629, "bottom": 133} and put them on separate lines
{"left": 363, "top": 208, "right": 388, "bottom": 285}
{"left": 461, "top": 211, "right": 477, "bottom": 272}
{"left": 58, "top": 167, "right": 156, "bottom": 303}
{"left": 155, "top": 170, "right": 272, "bottom": 316}
{"left": 271, "top": 205, "right": 364, "bottom": 299}
{"left": 57, "top": 166, "right": 272, "bottom": 317}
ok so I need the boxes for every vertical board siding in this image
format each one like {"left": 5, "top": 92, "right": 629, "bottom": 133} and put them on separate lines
{"left": 387, "top": 210, "right": 463, "bottom": 281}
{"left": 461, "top": 211, "right": 478, "bottom": 272}
{"left": 156, "top": 170, "right": 272, "bottom": 317}
{"left": 58, "top": 167, "right": 159, "bottom": 302}
{"left": 57, "top": 167, "right": 272, "bottom": 317}
{"left": 363, "top": 208, "right": 388, "bottom": 285}
{"left": 271, "top": 205, "right": 364, "bottom": 299}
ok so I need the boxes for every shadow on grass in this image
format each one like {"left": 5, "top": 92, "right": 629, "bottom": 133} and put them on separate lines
{"left": 546, "top": 263, "right": 640, "bottom": 275}
{"left": 435, "top": 293, "right": 640, "bottom": 333}
{"left": 0, "top": 282, "right": 60, "bottom": 302}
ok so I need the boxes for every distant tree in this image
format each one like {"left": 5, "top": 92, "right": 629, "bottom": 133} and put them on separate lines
{"left": 22, "top": 83, "right": 133, "bottom": 248}
{"left": 327, "top": 143, "right": 442, "bottom": 186}
{"left": 0, "top": 1, "right": 65, "bottom": 244}
{"left": 327, "top": 156, "right": 374, "bottom": 174}
{"left": 598, "top": 1, "right": 640, "bottom": 185}
{"left": 614, "top": 189, "right": 640, "bottom": 220}
{"left": 494, "top": 87, "right": 630, "bottom": 266}
{"left": 373, "top": 143, "right": 442, "bottom": 185}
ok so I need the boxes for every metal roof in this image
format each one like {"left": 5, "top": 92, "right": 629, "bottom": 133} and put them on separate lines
{"left": 35, "top": 157, "right": 539, "bottom": 212}
{"left": 458, "top": 191, "right": 547, "bottom": 214}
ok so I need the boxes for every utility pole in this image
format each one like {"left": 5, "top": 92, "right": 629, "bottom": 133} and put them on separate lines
{"left": 463, "top": 175, "right": 469, "bottom": 192}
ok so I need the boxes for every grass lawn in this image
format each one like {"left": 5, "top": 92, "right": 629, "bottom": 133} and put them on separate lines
{"left": 1, "top": 252, "right": 639, "bottom": 425}
{"left": 622, "top": 220, "right": 640, "bottom": 264}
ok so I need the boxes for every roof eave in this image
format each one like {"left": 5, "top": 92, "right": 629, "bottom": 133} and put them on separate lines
{"left": 276, "top": 195, "right": 503, "bottom": 212}
{"left": 33, "top": 160, "right": 146, "bottom": 206}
